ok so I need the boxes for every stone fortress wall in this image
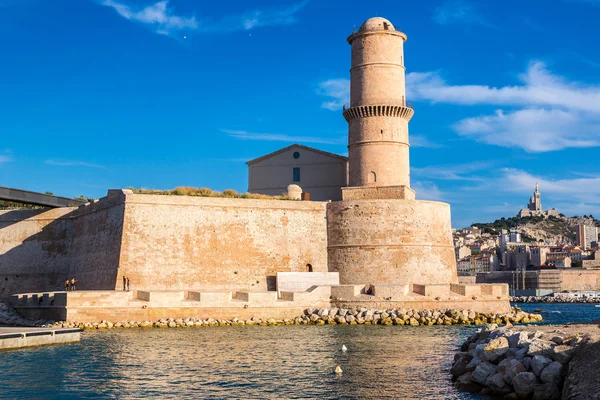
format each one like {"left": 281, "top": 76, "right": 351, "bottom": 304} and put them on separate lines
{"left": 117, "top": 191, "right": 328, "bottom": 292}
{"left": 327, "top": 199, "right": 457, "bottom": 285}
{"left": 0, "top": 208, "right": 74, "bottom": 298}
{"left": 0, "top": 190, "right": 329, "bottom": 300}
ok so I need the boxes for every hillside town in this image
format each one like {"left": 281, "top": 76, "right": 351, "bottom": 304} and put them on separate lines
{"left": 455, "top": 184, "right": 600, "bottom": 295}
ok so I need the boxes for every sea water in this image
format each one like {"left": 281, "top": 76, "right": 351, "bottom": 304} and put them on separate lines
{"left": 1, "top": 303, "right": 598, "bottom": 399}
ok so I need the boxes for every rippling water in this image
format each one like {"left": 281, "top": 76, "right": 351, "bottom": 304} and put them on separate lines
{"left": 1, "top": 325, "right": 480, "bottom": 399}
{"left": 2, "top": 303, "right": 598, "bottom": 399}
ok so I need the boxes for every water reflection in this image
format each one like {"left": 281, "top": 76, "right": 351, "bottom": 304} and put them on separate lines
{"left": 0, "top": 325, "right": 481, "bottom": 399}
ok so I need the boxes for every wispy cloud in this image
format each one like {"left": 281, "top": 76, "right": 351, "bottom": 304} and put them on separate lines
{"left": 100, "top": 0, "right": 307, "bottom": 38}
{"left": 433, "top": 0, "right": 497, "bottom": 28}
{"left": 222, "top": 129, "right": 344, "bottom": 145}
{"left": 412, "top": 161, "right": 492, "bottom": 181}
{"left": 316, "top": 62, "right": 600, "bottom": 152}
{"left": 316, "top": 78, "right": 349, "bottom": 111}
{"left": 407, "top": 62, "right": 600, "bottom": 112}
{"left": 0, "top": 150, "right": 13, "bottom": 164}
{"left": 501, "top": 169, "right": 600, "bottom": 204}
{"left": 45, "top": 160, "right": 108, "bottom": 169}
{"left": 406, "top": 61, "right": 600, "bottom": 152}
{"left": 454, "top": 108, "right": 600, "bottom": 152}
{"left": 412, "top": 181, "right": 445, "bottom": 202}
{"left": 410, "top": 135, "right": 443, "bottom": 148}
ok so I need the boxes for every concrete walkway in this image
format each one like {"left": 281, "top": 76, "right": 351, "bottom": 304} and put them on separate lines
{"left": 0, "top": 327, "right": 82, "bottom": 351}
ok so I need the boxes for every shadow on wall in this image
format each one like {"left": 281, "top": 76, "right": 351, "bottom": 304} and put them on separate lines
{"left": 0, "top": 195, "right": 125, "bottom": 299}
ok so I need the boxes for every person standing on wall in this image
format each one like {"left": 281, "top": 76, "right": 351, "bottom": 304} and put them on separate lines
{"left": 123, "top": 276, "right": 126, "bottom": 291}
{"left": 126, "top": 277, "right": 130, "bottom": 292}
{"left": 64, "top": 279, "right": 70, "bottom": 292}
{"left": 71, "top": 277, "right": 77, "bottom": 291}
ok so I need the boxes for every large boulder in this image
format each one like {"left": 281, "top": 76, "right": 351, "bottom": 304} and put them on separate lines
{"left": 550, "top": 345, "right": 576, "bottom": 364}
{"left": 531, "top": 355, "right": 553, "bottom": 377}
{"left": 451, "top": 356, "right": 473, "bottom": 380}
{"left": 509, "top": 331, "right": 530, "bottom": 348}
{"left": 512, "top": 372, "right": 537, "bottom": 399}
{"left": 482, "top": 337, "right": 510, "bottom": 362}
{"left": 501, "top": 359, "right": 527, "bottom": 385}
{"left": 540, "top": 361, "right": 564, "bottom": 384}
{"left": 527, "top": 339, "right": 555, "bottom": 357}
{"left": 455, "top": 372, "right": 483, "bottom": 393}
{"left": 471, "top": 362, "right": 497, "bottom": 385}
{"left": 466, "top": 357, "right": 482, "bottom": 370}
{"left": 486, "top": 372, "right": 512, "bottom": 395}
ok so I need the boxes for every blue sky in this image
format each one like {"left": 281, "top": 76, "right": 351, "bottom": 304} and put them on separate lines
{"left": 1, "top": 0, "right": 599, "bottom": 228}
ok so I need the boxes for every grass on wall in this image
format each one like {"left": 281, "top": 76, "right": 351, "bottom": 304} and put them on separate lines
{"left": 129, "top": 187, "right": 294, "bottom": 200}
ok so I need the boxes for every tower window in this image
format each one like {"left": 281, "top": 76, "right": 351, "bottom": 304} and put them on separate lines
{"left": 369, "top": 171, "right": 376, "bottom": 183}
{"left": 380, "top": 129, "right": 383, "bottom": 134}
{"left": 383, "top": 22, "right": 389, "bottom": 30}
{"left": 293, "top": 167, "right": 300, "bottom": 182}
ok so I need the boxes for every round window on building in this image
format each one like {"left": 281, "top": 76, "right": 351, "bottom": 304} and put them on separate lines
{"left": 293, "top": 151, "right": 300, "bottom": 159}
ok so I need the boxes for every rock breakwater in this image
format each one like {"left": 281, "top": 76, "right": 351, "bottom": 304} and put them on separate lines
{"left": 512, "top": 295, "right": 600, "bottom": 304}
{"left": 0, "top": 301, "right": 46, "bottom": 327}
{"left": 452, "top": 324, "right": 598, "bottom": 399}
{"left": 44, "top": 307, "right": 542, "bottom": 330}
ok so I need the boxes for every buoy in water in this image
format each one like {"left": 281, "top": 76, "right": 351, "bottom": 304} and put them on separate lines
{"left": 342, "top": 345, "right": 347, "bottom": 352}
{"left": 335, "top": 365, "right": 343, "bottom": 374}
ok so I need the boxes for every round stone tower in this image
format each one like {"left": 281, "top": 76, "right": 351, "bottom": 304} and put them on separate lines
{"left": 328, "top": 17, "right": 458, "bottom": 286}
{"left": 343, "top": 17, "right": 414, "bottom": 199}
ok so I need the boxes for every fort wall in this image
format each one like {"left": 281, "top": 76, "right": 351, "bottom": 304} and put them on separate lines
{"left": 68, "top": 190, "right": 126, "bottom": 290}
{"left": 327, "top": 199, "right": 457, "bottom": 286}
{"left": 0, "top": 208, "right": 74, "bottom": 298}
{"left": 116, "top": 192, "right": 329, "bottom": 292}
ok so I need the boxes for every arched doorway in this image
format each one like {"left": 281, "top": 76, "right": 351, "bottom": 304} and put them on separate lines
{"left": 306, "top": 263, "right": 313, "bottom": 272}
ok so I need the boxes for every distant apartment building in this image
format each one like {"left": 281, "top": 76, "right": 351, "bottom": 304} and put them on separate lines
{"left": 457, "top": 253, "right": 499, "bottom": 274}
{"left": 576, "top": 224, "right": 599, "bottom": 250}
{"left": 530, "top": 246, "right": 551, "bottom": 266}
{"left": 546, "top": 254, "right": 572, "bottom": 268}
{"left": 246, "top": 144, "right": 348, "bottom": 201}
{"left": 455, "top": 245, "right": 471, "bottom": 261}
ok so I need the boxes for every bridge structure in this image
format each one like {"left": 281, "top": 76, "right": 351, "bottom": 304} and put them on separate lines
{"left": 0, "top": 186, "right": 86, "bottom": 208}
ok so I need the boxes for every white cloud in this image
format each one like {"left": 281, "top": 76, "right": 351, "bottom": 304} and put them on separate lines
{"left": 100, "top": 0, "right": 307, "bottom": 37}
{"left": 502, "top": 169, "right": 600, "bottom": 202}
{"left": 410, "top": 135, "right": 443, "bottom": 148}
{"left": 222, "top": 129, "right": 344, "bottom": 145}
{"left": 407, "top": 61, "right": 600, "bottom": 152}
{"left": 412, "top": 181, "right": 445, "bottom": 201}
{"left": 407, "top": 62, "right": 600, "bottom": 113}
{"left": 412, "top": 161, "right": 491, "bottom": 181}
{"left": 316, "top": 78, "right": 349, "bottom": 111}
{"left": 317, "top": 62, "right": 600, "bottom": 152}
{"left": 433, "top": 0, "right": 496, "bottom": 28}
{"left": 102, "top": 0, "right": 197, "bottom": 35}
{"left": 0, "top": 150, "right": 13, "bottom": 164}
{"left": 45, "top": 160, "right": 108, "bottom": 169}
{"left": 455, "top": 108, "right": 600, "bottom": 152}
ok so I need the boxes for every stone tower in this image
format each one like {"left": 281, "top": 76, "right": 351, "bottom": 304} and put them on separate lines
{"left": 342, "top": 17, "right": 415, "bottom": 201}
{"left": 328, "top": 17, "right": 458, "bottom": 287}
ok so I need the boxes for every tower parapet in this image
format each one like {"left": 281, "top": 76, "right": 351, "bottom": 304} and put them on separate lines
{"left": 342, "top": 17, "right": 415, "bottom": 200}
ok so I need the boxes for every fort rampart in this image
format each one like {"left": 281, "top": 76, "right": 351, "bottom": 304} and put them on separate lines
{"left": 0, "top": 190, "right": 328, "bottom": 299}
